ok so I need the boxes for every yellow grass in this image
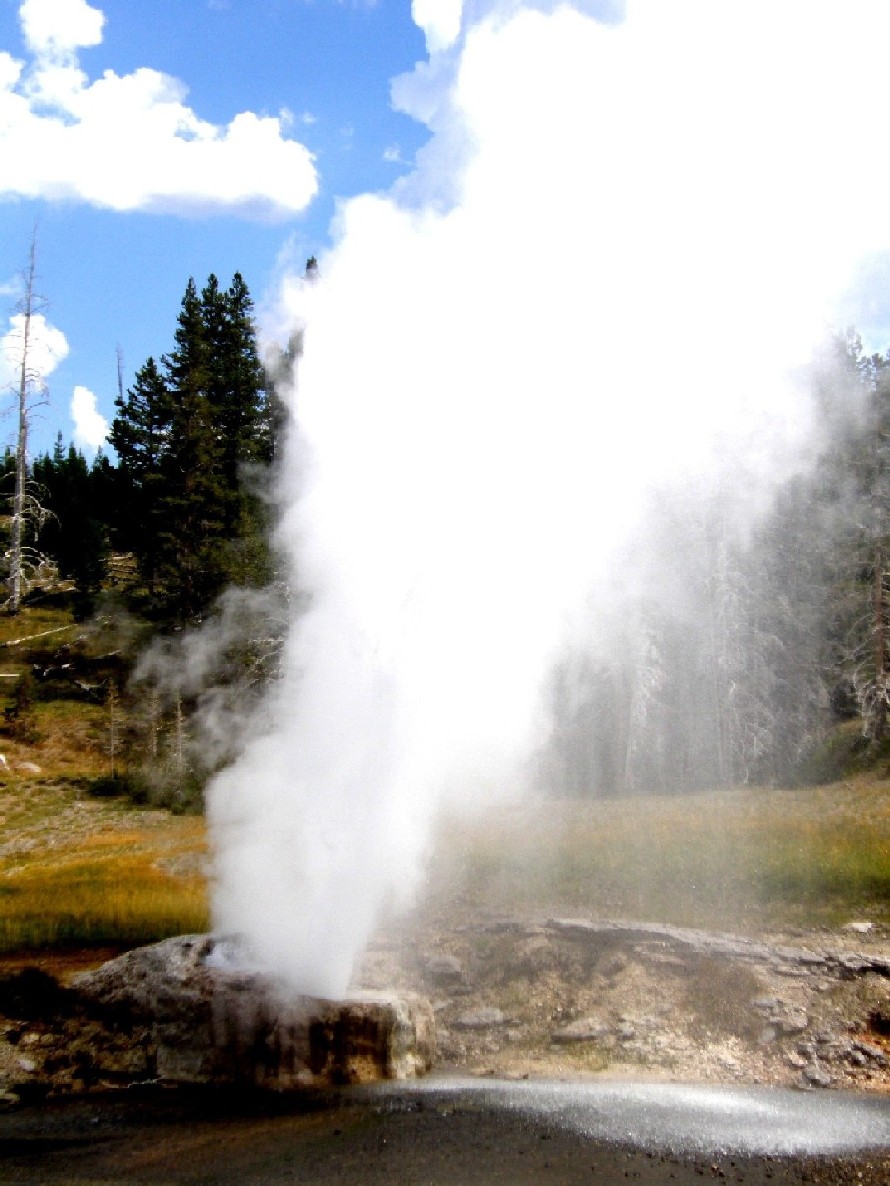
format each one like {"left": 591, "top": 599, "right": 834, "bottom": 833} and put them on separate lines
{"left": 0, "top": 782, "right": 209, "bottom": 952}
{"left": 0, "top": 606, "right": 78, "bottom": 650}
{"left": 2, "top": 772, "right": 889, "bottom": 958}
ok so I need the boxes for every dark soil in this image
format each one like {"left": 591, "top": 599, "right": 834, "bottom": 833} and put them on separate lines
{"left": 0, "top": 1085, "right": 888, "bottom": 1185}
{"left": 2, "top": 920, "right": 890, "bottom": 1182}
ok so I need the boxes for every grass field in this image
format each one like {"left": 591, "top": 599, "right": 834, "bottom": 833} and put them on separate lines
{"left": 0, "top": 779, "right": 208, "bottom": 953}
{"left": 0, "top": 773, "right": 886, "bottom": 957}
{"left": 0, "top": 596, "right": 886, "bottom": 952}
{"left": 427, "top": 777, "right": 890, "bottom": 934}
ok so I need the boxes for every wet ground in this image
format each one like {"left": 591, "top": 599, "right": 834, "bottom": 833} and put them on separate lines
{"left": 1, "top": 1078, "right": 889, "bottom": 1185}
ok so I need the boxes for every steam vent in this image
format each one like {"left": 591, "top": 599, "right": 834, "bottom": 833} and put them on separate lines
{"left": 67, "top": 935, "right": 436, "bottom": 1090}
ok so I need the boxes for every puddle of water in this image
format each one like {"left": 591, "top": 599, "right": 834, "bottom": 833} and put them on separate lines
{"left": 365, "top": 1076, "right": 890, "bottom": 1155}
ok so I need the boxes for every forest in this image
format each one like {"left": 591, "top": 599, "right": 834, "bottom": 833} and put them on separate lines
{"left": 3, "top": 272, "right": 890, "bottom": 806}
{"left": 543, "top": 333, "right": 890, "bottom": 795}
{"left": 0, "top": 272, "right": 292, "bottom": 808}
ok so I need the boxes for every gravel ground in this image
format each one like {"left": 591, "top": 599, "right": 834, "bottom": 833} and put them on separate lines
{"left": 3, "top": 914, "right": 889, "bottom": 1185}
{"left": 357, "top": 911, "right": 890, "bottom": 1094}
{"left": 0, "top": 1083, "right": 889, "bottom": 1185}
{"left": 2, "top": 788, "right": 889, "bottom": 1180}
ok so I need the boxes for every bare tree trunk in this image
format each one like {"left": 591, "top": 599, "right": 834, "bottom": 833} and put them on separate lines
{"left": 172, "top": 693, "right": 187, "bottom": 803}
{"left": 108, "top": 683, "right": 119, "bottom": 778}
{"left": 873, "top": 544, "right": 887, "bottom": 741}
{"left": 148, "top": 690, "right": 160, "bottom": 760}
{"left": 867, "top": 366, "right": 889, "bottom": 741}
{"left": 9, "top": 237, "right": 36, "bottom": 616}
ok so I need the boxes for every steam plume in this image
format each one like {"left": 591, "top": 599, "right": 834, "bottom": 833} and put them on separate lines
{"left": 207, "top": 0, "right": 890, "bottom": 996}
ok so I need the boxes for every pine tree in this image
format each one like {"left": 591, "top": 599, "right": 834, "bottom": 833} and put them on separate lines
{"left": 109, "top": 356, "right": 170, "bottom": 589}
{"left": 33, "top": 438, "right": 109, "bottom": 614}
{"left": 154, "top": 278, "right": 225, "bottom": 622}
{"left": 201, "top": 273, "right": 274, "bottom": 587}
{"left": 110, "top": 273, "right": 277, "bottom": 625}
{"left": 204, "top": 273, "right": 268, "bottom": 492}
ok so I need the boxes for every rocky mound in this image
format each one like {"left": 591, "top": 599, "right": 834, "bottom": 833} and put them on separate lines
{"left": 0, "top": 935, "right": 435, "bottom": 1104}
{"left": 360, "top": 914, "right": 890, "bottom": 1092}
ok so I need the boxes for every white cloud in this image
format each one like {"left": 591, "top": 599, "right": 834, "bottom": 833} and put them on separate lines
{"left": 0, "top": 312, "right": 69, "bottom": 394}
{"left": 382, "top": 144, "right": 402, "bottom": 163}
{"left": 69, "top": 383, "right": 108, "bottom": 452}
{"left": 412, "top": 0, "right": 462, "bottom": 52}
{"left": 19, "top": 0, "right": 104, "bottom": 58}
{"left": 0, "top": 52, "right": 23, "bottom": 89}
{"left": 0, "top": 0, "right": 318, "bottom": 217}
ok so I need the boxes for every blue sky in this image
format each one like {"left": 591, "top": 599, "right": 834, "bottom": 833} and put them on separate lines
{"left": 0, "top": 0, "right": 429, "bottom": 456}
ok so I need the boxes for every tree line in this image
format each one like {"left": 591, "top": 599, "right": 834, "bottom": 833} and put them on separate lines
{"left": 0, "top": 270, "right": 293, "bottom": 808}
{"left": 4, "top": 272, "right": 283, "bottom": 626}
{"left": 541, "top": 332, "right": 890, "bottom": 794}
{"left": 6, "top": 270, "right": 890, "bottom": 796}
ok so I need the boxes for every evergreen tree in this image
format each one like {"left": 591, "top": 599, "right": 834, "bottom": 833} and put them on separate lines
{"left": 202, "top": 273, "right": 275, "bottom": 588}
{"left": 155, "top": 277, "right": 225, "bottom": 622}
{"left": 108, "top": 356, "right": 170, "bottom": 588}
{"left": 110, "top": 272, "right": 275, "bottom": 625}
{"left": 33, "top": 437, "right": 109, "bottom": 614}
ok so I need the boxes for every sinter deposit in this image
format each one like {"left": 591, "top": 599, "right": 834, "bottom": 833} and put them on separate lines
{"left": 1, "top": 936, "right": 434, "bottom": 1099}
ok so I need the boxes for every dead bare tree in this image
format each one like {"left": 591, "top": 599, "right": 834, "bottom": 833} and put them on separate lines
{"left": 5, "top": 233, "right": 55, "bottom": 614}
{"left": 845, "top": 354, "right": 890, "bottom": 742}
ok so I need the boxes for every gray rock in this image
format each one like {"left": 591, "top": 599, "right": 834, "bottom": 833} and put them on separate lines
{"left": 455, "top": 1007, "right": 507, "bottom": 1029}
{"left": 802, "top": 1060, "right": 832, "bottom": 1089}
{"left": 425, "top": 954, "right": 464, "bottom": 985}
{"left": 70, "top": 934, "right": 435, "bottom": 1090}
{"left": 852, "top": 1039, "right": 888, "bottom": 1066}
{"left": 835, "top": 952, "right": 890, "bottom": 977}
{"left": 546, "top": 917, "right": 890, "bottom": 981}
{"left": 778, "top": 1010, "right": 808, "bottom": 1035}
{"left": 550, "top": 1018, "right": 611, "bottom": 1044}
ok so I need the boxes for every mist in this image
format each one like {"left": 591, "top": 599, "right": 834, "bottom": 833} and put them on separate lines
{"left": 206, "top": 0, "right": 890, "bottom": 997}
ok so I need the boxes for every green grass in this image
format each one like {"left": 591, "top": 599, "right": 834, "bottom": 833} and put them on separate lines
{"left": 0, "top": 600, "right": 209, "bottom": 957}
{"left": 427, "top": 779, "right": 890, "bottom": 932}
{"left": 0, "top": 591, "right": 877, "bottom": 954}
{"left": 0, "top": 604, "right": 78, "bottom": 649}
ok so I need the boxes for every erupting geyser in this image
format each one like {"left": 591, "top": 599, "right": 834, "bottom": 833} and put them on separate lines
{"left": 206, "top": 0, "right": 890, "bottom": 997}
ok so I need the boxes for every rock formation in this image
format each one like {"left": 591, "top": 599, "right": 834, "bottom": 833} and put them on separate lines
{"left": 0, "top": 935, "right": 435, "bottom": 1100}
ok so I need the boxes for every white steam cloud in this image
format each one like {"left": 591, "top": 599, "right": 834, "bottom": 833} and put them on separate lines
{"left": 207, "top": 0, "right": 890, "bottom": 997}
{"left": 0, "top": 0, "right": 317, "bottom": 216}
